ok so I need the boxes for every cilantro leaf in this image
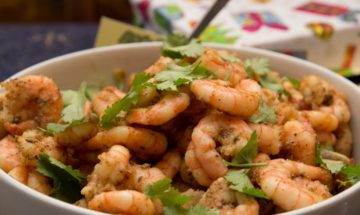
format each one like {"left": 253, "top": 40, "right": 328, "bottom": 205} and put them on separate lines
{"left": 285, "top": 77, "right": 300, "bottom": 90}
{"left": 145, "top": 178, "right": 191, "bottom": 207}
{"left": 339, "top": 165, "right": 360, "bottom": 186}
{"left": 162, "top": 40, "right": 204, "bottom": 59}
{"left": 154, "top": 62, "right": 212, "bottom": 91}
{"left": 36, "top": 153, "right": 84, "bottom": 203}
{"left": 101, "top": 72, "right": 153, "bottom": 128}
{"left": 164, "top": 33, "right": 190, "bottom": 47}
{"left": 233, "top": 131, "right": 258, "bottom": 164}
{"left": 225, "top": 170, "right": 270, "bottom": 199}
{"left": 249, "top": 100, "right": 277, "bottom": 124}
{"left": 223, "top": 161, "right": 267, "bottom": 168}
{"left": 145, "top": 178, "right": 219, "bottom": 215}
{"left": 244, "top": 58, "right": 269, "bottom": 77}
{"left": 46, "top": 82, "right": 89, "bottom": 133}
{"left": 259, "top": 74, "right": 283, "bottom": 93}
{"left": 85, "top": 85, "right": 100, "bottom": 101}
{"left": 316, "top": 144, "right": 345, "bottom": 174}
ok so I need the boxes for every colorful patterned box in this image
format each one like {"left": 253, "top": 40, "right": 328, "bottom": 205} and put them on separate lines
{"left": 130, "top": 0, "right": 360, "bottom": 76}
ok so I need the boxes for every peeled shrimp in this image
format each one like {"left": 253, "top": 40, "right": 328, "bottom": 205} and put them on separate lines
{"left": 300, "top": 111, "right": 339, "bottom": 132}
{"left": 155, "top": 149, "right": 182, "bottom": 179}
{"left": 0, "top": 136, "right": 22, "bottom": 172}
{"left": 88, "top": 190, "right": 155, "bottom": 215}
{"left": 192, "top": 111, "right": 253, "bottom": 181}
{"left": 281, "top": 120, "right": 316, "bottom": 165}
{"left": 55, "top": 121, "right": 98, "bottom": 147}
{"left": 184, "top": 142, "right": 212, "bottom": 186}
{"left": 126, "top": 92, "right": 190, "bottom": 125}
{"left": 335, "top": 124, "right": 352, "bottom": 157}
{"left": 144, "top": 56, "right": 173, "bottom": 75}
{"left": 275, "top": 102, "right": 298, "bottom": 125}
{"left": 253, "top": 159, "right": 331, "bottom": 211}
{"left": 199, "top": 177, "right": 259, "bottom": 215}
{"left": 121, "top": 164, "right": 165, "bottom": 192}
{"left": 191, "top": 79, "right": 259, "bottom": 117}
{"left": 300, "top": 75, "right": 335, "bottom": 108}
{"left": 320, "top": 94, "right": 350, "bottom": 124}
{"left": 17, "top": 129, "right": 65, "bottom": 167}
{"left": 249, "top": 123, "right": 282, "bottom": 155}
{"left": 92, "top": 86, "right": 125, "bottom": 117}
{"left": 86, "top": 126, "right": 167, "bottom": 160}
{"left": 8, "top": 166, "right": 51, "bottom": 195}
{"left": 182, "top": 189, "right": 205, "bottom": 208}
{"left": 81, "top": 145, "right": 130, "bottom": 201}
{"left": 0, "top": 75, "right": 63, "bottom": 129}
{"left": 282, "top": 80, "right": 304, "bottom": 107}
{"left": 199, "top": 48, "right": 247, "bottom": 85}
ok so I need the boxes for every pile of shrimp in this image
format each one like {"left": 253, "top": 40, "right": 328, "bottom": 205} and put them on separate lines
{"left": 0, "top": 48, "right": 353, "bottom": 215}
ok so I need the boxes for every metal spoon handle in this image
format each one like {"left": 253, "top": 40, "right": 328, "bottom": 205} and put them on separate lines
{"left": 189, "top": 0, "right": 230, "bottom": 39}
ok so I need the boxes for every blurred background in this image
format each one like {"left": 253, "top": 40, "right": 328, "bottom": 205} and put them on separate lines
{"left": 0, "top": 0, "right": 133, "bottom": 80}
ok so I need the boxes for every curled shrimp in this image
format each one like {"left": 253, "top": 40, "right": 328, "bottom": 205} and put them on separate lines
{"left": 199, "top": 177, "right": 259, "bottom": 215}
{"left": 300, "top": 111, "right": 339, "bottom": 132}
{"left": 282, "top": 80, "right": 304, "bottom": 107}
{"left": 190, "top": 79, "right": 259, "bottom": 117}
{"left": 182, "top": 189, "right": 205, "bottom": 208}
{"left": 0, "top": 75, "right": 63, "bottom": 129}
{"left": 300, "top": 75, "right": 335, "bottom": 108}
{"left": 92, "top": 86, "right": 125, "bottom": 117}
{"left": 55, "top": 121, "right": 98, "bottom": 147}
{"left": 17, "top": 129, "right": 65, "bottom": 167}
{"left": 192, "top": 111, "right": 254, "bottom": 182}
{"left": 126, "top": 92, "right": 190, "bottom": 126}
{"left": 0, "top": 136, "right": 22, "bottom": 172}
{"left": 121, "top": 164, "right": 165, "bottom": 192}
{"left": 199, "top": 48, "right": 247, "bottom": 85}
{"left": 144, "top": 56, "right": 173, "bottom": 75}
{"left": 316, "top": 131, "right": 336, "bottom": 146}
{"left": 81, "top": 145, "right": 130, "bottom": 201}
{"left": 8, "top": 166, "right": 51, "bottom": 195}
{"left": 320, "top": 94, "right": 350, "bottom": 124}
{"left": 253, "top": 159, "right": 331, "bottom": 211}
{"left": 184, "top": 142, "right": 212, "bottom": 186}
{"left": 88, "top": 190, "right": 155, "bottom": 215}
{"left": 155, "top": 149, "right": 182, "bottom": 179}
{"left": 281, "top": 120, "right": 317, "bottom": 165}
{"left": 334, "top": 124, "right": 352, "bottom": 157}
{"left": 86, "top": 126, "right": 167, "bottom": 160}
{"left": 249, "top": 123, "right": 282, "bottom": 155}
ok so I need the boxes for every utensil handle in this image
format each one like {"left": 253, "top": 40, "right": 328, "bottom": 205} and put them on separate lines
{"left": 189, "top": 0, "right": 230, "bottom": 39}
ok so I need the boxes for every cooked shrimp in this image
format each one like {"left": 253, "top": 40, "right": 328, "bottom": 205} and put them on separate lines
{"left": 300, "top": 111, "right": 339, "bottom": 132}
{"left": 121, "top": 164, "right": 165, "bottom": 192}
{"left": 191, "top": 79, "right": 259, "bottom": 117}
{"left": 17, "top": 129, "right": 65, "bottom": 167}
{"left": 334, "top": 124, "right": 352, "bottom": 157}
{"left": 182, "top": 189, "right": 205, "bottom": 208}
{"left": 0, "top": 136, "right": 22, "bottom": 172}
{"left": 3, "top": 120, "right": 37, "bottom": 136}
{"left": 144, "top": 56, "right": 173, "bottom": 75}
{"left": 199, "top": 177, "right": 259, "bottom": 215}
{"left": 184, "top": 142, "right": 212, "bottom": 186}
{"left": 320, "top": 94, "right": 350, "bottom": 124}
{"left": 282, "top": 80, "right": 304, "bottom": 107}
{"left": 55, "top": 121, "right": 98, "bottom": 147}
{"left": 86, "top": 126, "right": 167, "bottom": 160}
{"left": 179, "top": 161, "right": 200, "bottom": 186}
{"left": 316, "top": 131, "right": 336, "bottom": 146}
{"left": 88, "top": 190, "right": 155, "bottom": 215}
{"left": 249, "top": 123, "right": 282, "bottom": 155}
{"left": 92, "top": 86, "right": 125, "bottom": 117}
{"left": 81, "top": 145, "right": 130, "bottom": 201}
{"left": 155, "top": 149, "right": 182, "bottom": 178}
{"left": 0, "top": 75, "right": 63, "bottom": 128}
{"left": 8, "top": 166, "right": 51, "bottom": 195}
{"left": 275, "top": 102, "right": 298, "bottom": 125}
{"left": 253, "top": 159, "right": 331, "bottom": 211}
{"left": 281, "top": 120, "right": 316, "bottom": 165}
{"left": 126, "top": 92, "right": 190, "bottom": 125}
{"left": 300, "top": 75, "right": 335, "bottom": 108}
{"left": 192, "top": 111, "right": 254, "bottom": 180}
{"left": 199, "top": 48, "right": 247, "bottom": 85}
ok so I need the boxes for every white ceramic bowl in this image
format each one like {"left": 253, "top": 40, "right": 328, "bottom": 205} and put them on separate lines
{"left": 1, "top": 42, "right": 360, "bottom": 215}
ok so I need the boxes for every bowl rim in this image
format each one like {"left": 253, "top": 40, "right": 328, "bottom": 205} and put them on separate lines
{"left": 2, "top": 41, "right": 360, "bottom": 215}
